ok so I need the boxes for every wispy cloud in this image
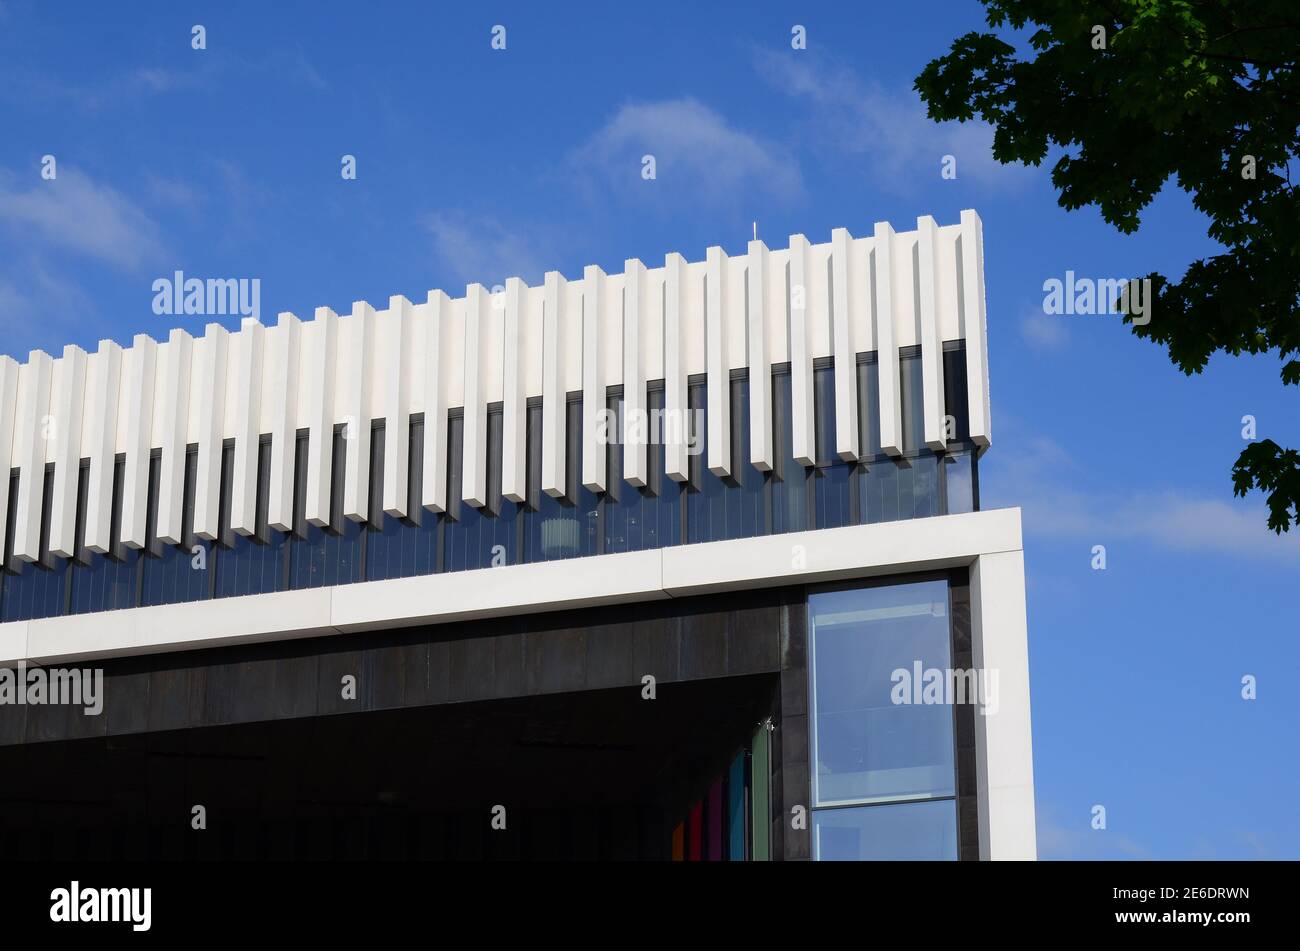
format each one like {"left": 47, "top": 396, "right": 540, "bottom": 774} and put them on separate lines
{"left": 753, "top": 47, "right": 1031, "bottom": 192}
{"left": 569, "top": 97, "right": 803, "bottom": 208}
{"left": 1037, "top": 807, "right": 1152, "bottom": 860}
{"left": 983, "top": 428, "right": 1300, "bottom": 560}
{"left": 0, "top": 261, "right": 99, "bottom": 359}
{"left": 2, "top": 48, "right": 326, "bottom": 112}
{"left": 425, "top": 212, "right": 550, "bottom": 289}
{"left": 15, "top": 64, "right": 214, "bottom": 111}
{"left": 0, "top": 167, "right": 163, "bottom": 269}
{"left": 143, "top": 173, "right": 203, "bottom": 214}
{"left": 1020, "top": 307, "right": 1070, "bottom": 351}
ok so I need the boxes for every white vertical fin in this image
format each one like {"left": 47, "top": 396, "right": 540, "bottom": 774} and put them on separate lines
{"left": 960, "top": 209, "right": 992, "bottom": 448}
{"left": 502, "top": 277, "right": 528, "bottom": 503}
{"left": 788, "top": 234, "right": 815, "bottom": 467}
{"left": 663, "top": 252, "right": 688, "bottom": 482}
{"left": 0, "top": 356, "right": 21, "bottom": 558}
{"left": 342, "top": 301, "right": 375, "bottom": 521}
{"left": 49, "top": 344, "right": 88, "bottom": 558}
{"left": 917, "top": 215, "right": 947, "bottom": 451}
{"left": 267, "top": 312, "right": 300, "bottom": 532}
{"left": 747, "top": 239, "right": 772, "bottom": 472}
{"left": 705, "top": 245, "right": 731, "bottom": 477}
{"left": 157, "top": 328, "right": 193, "bottom": 546}
{"left": 582, "top": 264, "right": 607, "bottom": 492}
{"left": 193, "top": 323, "right": 229, "bottom": 541}
{"left": 12, "top": 350, "right": 53, "bottom": 563}
{"left": 462, "top": 284, "right": 488, "bottom": 508}
{"left": 541, "top": 271, "right": 568, "bottom": 498}
{"left": 831, "top": 227, "right": 859, "bottom": 460}
{"left": 382, "top": 296, "right": 412, "bottom": 517}
{"left": 121, "top": 335, "right": 157, "bottom": 549}
{"left": 422, "top": 290, "right": 450, "bottom": 513}
{"left": 874, "top": 221, "right": 902, "bottom": 456}
{"left": 305, "top": 307, "right": 339, "bottom": 527}
{"left": 622, "top": 258, "right": 647, "bottom": 488}
{"left": 230, "top": 320, "right": 264, "bottom": 537}
{"left": 84, "top": 340, "right": 123, "bottom": 554}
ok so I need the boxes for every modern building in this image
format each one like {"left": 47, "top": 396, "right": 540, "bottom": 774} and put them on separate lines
{"left": 0, "top": 212, "right": 1034, "bottom": 861}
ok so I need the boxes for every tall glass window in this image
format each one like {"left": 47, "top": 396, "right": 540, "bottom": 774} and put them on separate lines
{"left": 808, "top": 578, "right": 959, "bottom": 860}
{"left": 685, "top": 378, "right": 764, "bottom": 543}
{"left": 214, "top": 437, "right": 290, "bottom": 598}
{"left": 1, "top": 466, "right": 70, "bottom": 622}
{"left": 941, "top": 342, "right": 978, "bottom": 516}
{"left": 522, "top": 398, "right": 599, "bottom": 563}
{"left": 289, "top": 429, "right": 362, "bottom": 588}
{"left": 365, "top": 419, "right": 438, "bottom": 580}
{"left": 770, "top": 368, "right": 808, "bottom": 535}
{"left": 812, "top": 364, "right": 853, "bottom": 530}
{"left": 69, "top": 456, "right": 138, "bottom": 614}
{"left": 603, "top": 387, "right": 682, "bottom": 553}
{"left": 444, "top": 408, "right": 521, "bottom": 571}
{"left": 141, "top": 448, "right": 210, "bottom": 607}
{"left": 857, "top": 352, "right": 942, "bottom": 524}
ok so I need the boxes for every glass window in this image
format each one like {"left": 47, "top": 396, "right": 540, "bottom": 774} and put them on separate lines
{"left": 809, "top": 578, "right": 955, "bottom": 805}
{"left": 1, "top": 466, "right": 70, "bottom": 622}
{"left": 770, "top": 368, "right": 808, "bottom": 535}
{"left": 214, "top": 437, "right": 290, "bottom": 598}
{"left": 899, "top": 351, "right": 925, "bottom": 453}
{"left": 856, "top": 356, "right": 883, "bottom": 459}
{"left": 944, "top": 450, "right": 977, "bottom": 515}
{"left": 942, "top": 344, "right": 969, "bottom": 444}
{"left": 444, "top": 408, "right": 521, "bottom": 571}
{"left": 860, "top": 453, "right": 941, "bottom": 524}
{"left": 812, "top": 365, "right": 853, "bottom": 530}
{"left": 365, "top": 420, "right": 438, "bottom": 580}
{"left": 141, "top": 448, "right": 210, "bottom": 607}
{"left": 69, "top": 456, "right": 138, "bottom": 614}
{"left": 290, "top": 428, "right": 362, "bottom": 588}
{"left": 808, "top": 577, "right": 960, "bottom": 861}
{"left": 603, "top": 387, "right": 682, "bottom": 553}
{"left": 813, "top": 799, "right": 957, "bottom": 861}
{"left": 685, "top": 378, "right": 764, "bottom": 544}
{"left": 522, "top": 398, "right": 599, "bottom": 563}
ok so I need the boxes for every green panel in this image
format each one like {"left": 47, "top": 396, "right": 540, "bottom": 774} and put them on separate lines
{"left": 751, "top": 722, "right": 771, "bottom": 861}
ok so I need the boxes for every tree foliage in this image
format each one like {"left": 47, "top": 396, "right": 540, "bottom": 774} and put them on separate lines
{"left": 916, "top": 0, "right": 1300, "bottom": 532}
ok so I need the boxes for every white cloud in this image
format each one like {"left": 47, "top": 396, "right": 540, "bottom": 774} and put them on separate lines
{"left": 145, "top": 173, "right": 202, "bottom": 213}
{"left": 569, "top": 97, "right": 803, "bottom": 207}
{"left": 1036, "top": 807, "right": 1152, "bottom": 860}
{"left": 753, "top": 47, "right": 1031, "bottom": 192}
{"left": 0, "top": 167, "right": 162, "bottom": 269}
{"left": 0, "top": 262, "right": 99, "bottom": 360}
{"left": 2, "top": 49, "right": 324, "bottom": 113}
{"left": 982, "top": 429, "right": 1300, "bottom": 560}
{"left": 425, "top": 213, "right": 550, "bottom": 289}
{"left": 1020, "top": 307, "right": 1070, "bottom": 351}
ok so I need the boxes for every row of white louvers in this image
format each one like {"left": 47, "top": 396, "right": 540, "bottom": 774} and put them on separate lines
{"left": 0, "top": 212, "right": 991, "bottom": 568}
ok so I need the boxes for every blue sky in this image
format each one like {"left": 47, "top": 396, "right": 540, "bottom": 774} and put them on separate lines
{"left": 1, "top": 1, "right": 1296, "bottom": 859}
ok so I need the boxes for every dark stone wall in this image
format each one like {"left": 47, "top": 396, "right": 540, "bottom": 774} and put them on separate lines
{"left": 1, "top": 587, "right": 793, "bottom": 748}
